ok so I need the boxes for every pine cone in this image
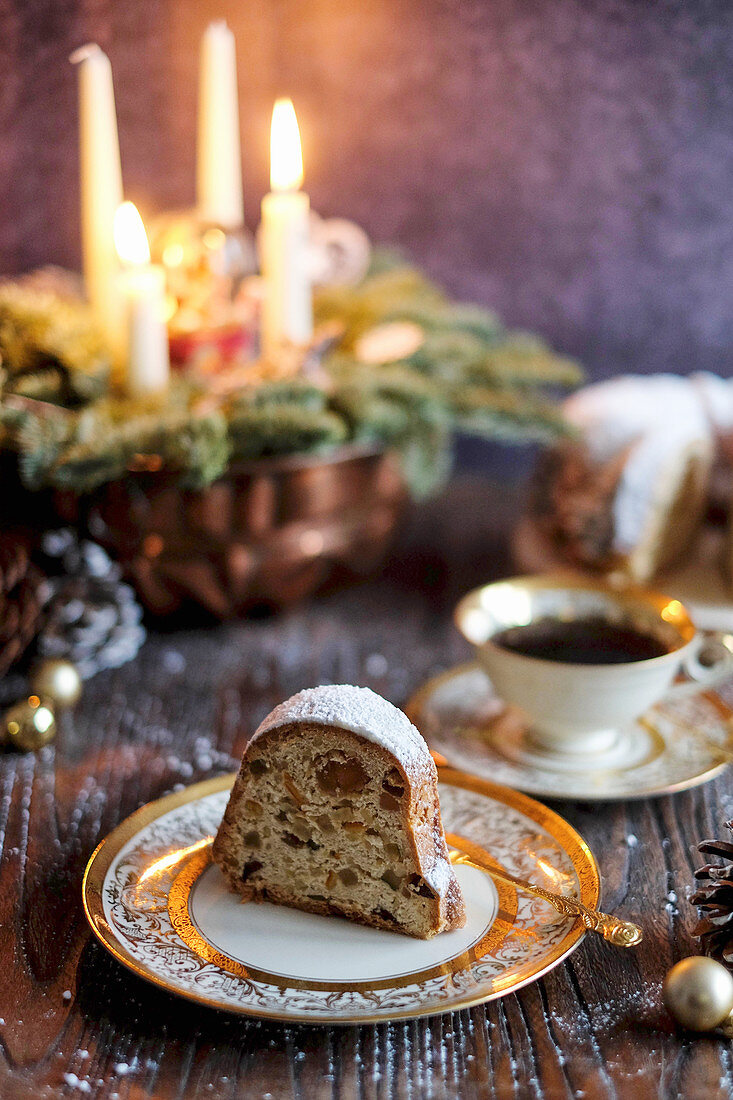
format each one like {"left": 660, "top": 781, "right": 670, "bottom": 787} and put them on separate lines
{"left": 0, "top": 534, "right": 44, "bottom": 677}
{"left": 36, "top": 529, "right": 145, "bottom": 680}
{"left": 692, "top": 824, "right": 733, "bottom": 964}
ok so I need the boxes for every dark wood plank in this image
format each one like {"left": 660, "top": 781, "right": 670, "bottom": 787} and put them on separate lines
{"left": 0, "top": 474, "right": 731, "bottom": 1099}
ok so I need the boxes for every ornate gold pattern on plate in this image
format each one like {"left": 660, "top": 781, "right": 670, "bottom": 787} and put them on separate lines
{"left": 407, "top": 664, "right": 733, "bottom": 802}
{"left": 82, "top": 770, "right": 601, "bottom": 1023}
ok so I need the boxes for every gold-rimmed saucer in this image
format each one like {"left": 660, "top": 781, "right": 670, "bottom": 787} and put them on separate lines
{"left": 83, "top": 769, "right": 599, "bottom": 1024}
{"left": 407, "top": 664, "right": 733, "bottom": 802}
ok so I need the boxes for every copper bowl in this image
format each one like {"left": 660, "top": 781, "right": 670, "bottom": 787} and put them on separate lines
{"left": 60, "top": 446, "right": 407, "bottom": 618}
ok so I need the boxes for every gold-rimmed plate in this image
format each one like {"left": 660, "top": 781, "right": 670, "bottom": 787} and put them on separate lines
{"left": 82, "top": 769, "right": 600, "bottom": 1023}
{"left": 407, "top": 664, "right": 733, "bottom": 802}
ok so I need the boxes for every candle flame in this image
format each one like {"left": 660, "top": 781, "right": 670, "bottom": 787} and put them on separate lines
{"left": 114, "top": 201, "right": 151, "bottom": 265}
{"left": 270, "top": 98, "right": 303, "bottom": 192}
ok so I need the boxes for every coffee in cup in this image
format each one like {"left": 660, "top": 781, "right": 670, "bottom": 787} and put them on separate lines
{"left": 455, "top": 575, "right": 732, "bottom": 756}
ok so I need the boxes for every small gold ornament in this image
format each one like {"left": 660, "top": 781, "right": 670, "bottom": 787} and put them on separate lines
{"left": 663, "top": 956, "right": 733, "bottom": 1033}
{"left": 2, "top": 695, "right": 57, "bottom": 752}
{"left": 30, "top": 659, "right": 83, "bottom": 708}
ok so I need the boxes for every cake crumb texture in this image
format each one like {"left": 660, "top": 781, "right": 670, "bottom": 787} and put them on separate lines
{"left": 212, "top": 685, "right": 466, "bottom": 939}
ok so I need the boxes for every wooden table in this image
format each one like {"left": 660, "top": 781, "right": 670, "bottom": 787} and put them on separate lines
{"left": 1, "top": 475, "right": 731, "bottom": 1099}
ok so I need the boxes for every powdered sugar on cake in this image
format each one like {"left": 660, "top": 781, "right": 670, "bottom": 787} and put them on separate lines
{"left": 564, "top": 374, "right": 712, "bottom": 464}
{"left": 251, "top": 684, "right": 431, "bottom": 780}
{"left": 693, "top": 373, "right": 733, "bottom": 441}
{"left": 563, "top": 374, "right": 715, "bottom": 553}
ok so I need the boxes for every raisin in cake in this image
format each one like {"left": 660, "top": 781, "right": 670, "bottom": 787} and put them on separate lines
{"left": 212, "top": 684, "right": 466, "bottom": 939}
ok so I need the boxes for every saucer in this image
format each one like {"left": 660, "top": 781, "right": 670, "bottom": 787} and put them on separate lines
{"left": 406, "top": 664, "right": 733, "bottom": 802}
{"left": 83, "top": 770, "right": 599, "bottom": 1023}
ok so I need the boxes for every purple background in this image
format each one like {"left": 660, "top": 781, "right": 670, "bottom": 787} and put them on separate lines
{"left": 2, "top": 0, "right": 733, "bottom": 380}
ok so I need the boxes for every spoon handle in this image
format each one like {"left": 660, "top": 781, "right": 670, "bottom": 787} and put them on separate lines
{"left": 446, "top": 839, "right": 642, "bottom": 948}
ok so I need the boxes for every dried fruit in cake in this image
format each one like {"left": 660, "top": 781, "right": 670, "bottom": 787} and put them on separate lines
{"left": 212, "top": 684, "right": 466, "bottom": 939}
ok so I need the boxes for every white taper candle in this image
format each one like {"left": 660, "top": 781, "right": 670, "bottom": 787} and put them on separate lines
{"left": 197, "top": 21, "right": 244, "bottom": 229}
{"left": 114, "top": 202, "right": 170, "bottom": 398}
{"left": 260, "top": 98, "right": 313, "bottom": 358}
{"left": 71, "top": 43, "right": 124, "bottom": 346}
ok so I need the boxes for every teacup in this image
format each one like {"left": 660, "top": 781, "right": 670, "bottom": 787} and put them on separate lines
{"left": 455, "top": 574, "right": 733, "bottom": 756}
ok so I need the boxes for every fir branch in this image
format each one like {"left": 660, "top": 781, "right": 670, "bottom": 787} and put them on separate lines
{"left": 326, "top": 356, "right": 441, "bottom": 410}
{"left": 453, "top": 385, "right": 574, "bottom": 442}
{"left": 234, "top": 379, "right": 327, "bottom": 411}
{"left": 476, "top": 343, "right": 583, "bottom": 389}
{"left": 0, "top": 284, "right": 110, "bottom": 403}
{"left": 0, "top": 255, "right": 582, "bottom": 499}
{"left": 16, "top": 407, "right": 75, "bottom": 489}
{"left": 330, "top": 387, "right": 410, "bottom": 444}
{"left": 160, "top": 412, "right": 231, "bottom": 489}
{"left": 394, "top": 416, "right": 453, "bottom": 500}
{"left": 390, "top": 304, "right": 502, "bottom": 344}
{"left": 315, "top": 265, "right": 445, "bottom": 344}
{"left": 228, "top": 404, "right": 348, "bottom": 461}
{"left": 404, "top": 330, "right": 489, "bottom": 381}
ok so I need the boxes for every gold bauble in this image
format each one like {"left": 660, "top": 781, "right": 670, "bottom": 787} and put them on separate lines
{"left": 2, "top": 696, "right": 57, "bottom": 752}
{"left": 30, "top": 659, "right": 82, "bottom": 708}
{"left": 663, "top": 956, "right": 733, "bottom": 1032}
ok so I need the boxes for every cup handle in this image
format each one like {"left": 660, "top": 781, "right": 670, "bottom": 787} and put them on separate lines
{"left": 665, "top": 631, "right": 733, "bottom": 700}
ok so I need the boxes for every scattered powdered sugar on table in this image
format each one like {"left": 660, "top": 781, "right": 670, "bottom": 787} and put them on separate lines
{"left": 63, "top": 1074, "right": 91, "bottom": 1093}
{"left": 113, "top": 1058, "right": 139, "bottom": 1076}
{"left": 250, "top": 684, "right": 433, "bottom": 779}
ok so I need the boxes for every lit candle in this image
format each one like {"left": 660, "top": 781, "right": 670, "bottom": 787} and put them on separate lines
{"left": 197, "top": 21, "right": 244, "bottom": 229}
{"left": 259, "top": 98, "right": 313, "bottom": 358}
{"left": 114, "top": 202, "right": 170, "bottom": 398}
{"left": 70, "top": 43, "right": 124, "bottom": 345}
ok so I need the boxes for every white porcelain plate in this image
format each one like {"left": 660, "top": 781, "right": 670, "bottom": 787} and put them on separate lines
{"left": 407, "top": 664, "right": 733, "bottom": 802}
{"left": 83, "top": 771, "right": 599, "bottom": 1023}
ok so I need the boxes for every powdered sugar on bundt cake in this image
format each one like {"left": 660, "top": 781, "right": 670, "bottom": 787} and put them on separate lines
{"left": 535, "top": 373, "right": 718, "bottom": 581}
{"left": 564, "top": 375, "right": 713, "bottom": 561}
{"left": 212, "top": 684, "right": 465, "bottom": 939}
{"left": 250, "top": 684, "right": 430, "bottom": 780}
{"left": 693, "top": 373, "right": 733, "bottom": 460}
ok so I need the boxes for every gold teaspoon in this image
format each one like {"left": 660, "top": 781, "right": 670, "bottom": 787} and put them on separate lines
{"left": 446, "top": 833, "right": 642, "bottom": 948}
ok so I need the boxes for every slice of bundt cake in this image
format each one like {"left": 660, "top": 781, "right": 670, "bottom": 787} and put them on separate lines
{"left": 212, "top": 684, "right": 466, "bottom": 939}
{"left": 532, "top": 374, "right": 714, "bottom": 582}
